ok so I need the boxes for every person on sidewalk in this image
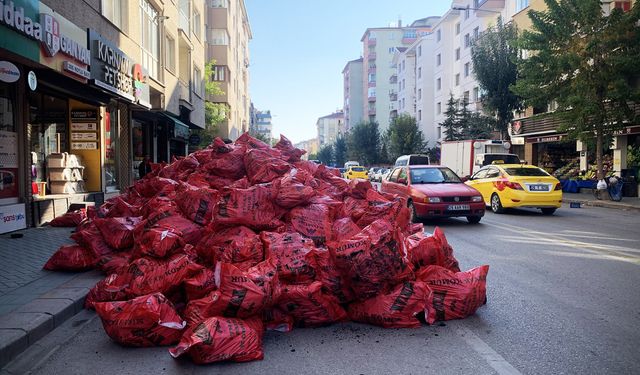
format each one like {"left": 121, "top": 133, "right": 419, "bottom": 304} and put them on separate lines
{"left": 138, "top": 155, "right": 152, "bottom": 179}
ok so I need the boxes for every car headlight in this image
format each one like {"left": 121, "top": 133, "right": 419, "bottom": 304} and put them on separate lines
{"left": 425, "top": 197, "right": 441, "bottom": 203}
{"left": 472, "top": 196, "right": 483, "bottom": 202}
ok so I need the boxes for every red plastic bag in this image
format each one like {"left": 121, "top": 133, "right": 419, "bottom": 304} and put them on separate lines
{"left": 330, "top": 219, "right": 413, "bottom": 300}
{"left": 94, "top": 293, "right": 186, "bottom": 347}
{"left": 195, "top": 226, "right": 263, "bottom": 270}
{"left": 133, "top": 177, "right": 179, "bottom": 198}
{"left": 137, "top": 212, "right": 203, "bottom": 245}
{"left": 102, "top": 196, "right": 141, "bottom": 218}
{"left": 288, "top": 203, "right": 333, "bottom": 246}
{"left": 347, "top": 281, "right": 428, "bottom": 328}
{"left": 262, "top": 307, "right": 294, "bottom": 332}
{"left": 85, "top": 273, "right": 130, "bottom": 309}
{"left": 244, "top": 148, "right": 291, "bottom": 184}
{"left": 357, "top": 189, "right": 410, "bottom": 229}
{"left": 418, "top": 265, "right": 489, "bottom": 324}
{"left": 261, "top": 231, "right": 318, "bottom": 284}
{"left": 124, "top": 252, "right": 203, "bottom": 298}
{"left": 176, "top": 183, "right": 219, "bottom": 226}
{"left": 314, "top": 247, "right": 353, "bottom": 304}
{"left": 204, "top": 138, "right": 246, "bottom": 179}
{"left": 49, "top": 209, "right": 86, "bottom": 227}
{"left": 183, "top": 262, "right": 275, "bottom": 323}
{"left": 330, "top": 217, "right": 361, "bottom": 242}
{"left": 70, "top": 224, "right": 114, "bottom": 258}
{"left": 134, "top": 227, "right": 185, "bottom": 259}
{"left": 275, "top": 170, "right": 315, "bottom": 208}
{"left": 98, "top": 252, "right": 132, "bottom": 275}
{"left": 183, "top": 268, "right": 217, "bottom": 300}
{"left": 169, "top": 316, "right": 264, "bottom": 364}
{"left": 405, "top": 227, "right": 460, "bottom": 272}
{"left": 94, "top": 217, "right": 142, "bottom": 250}
{"left": 216, "top": 184, "right": 284, "bottom": 229}
{"left": 278, "top": 281, "right": 347, "bottom": 327}
{"left": 274, "top": 134, "right": 305, "bottom": 162}
{"left": 43, "top": 244, "right": 97, "bottom": 271}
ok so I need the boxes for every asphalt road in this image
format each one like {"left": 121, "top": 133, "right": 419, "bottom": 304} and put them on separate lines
{"left": 9, "top": 204, "right": 640, "bottom": 375}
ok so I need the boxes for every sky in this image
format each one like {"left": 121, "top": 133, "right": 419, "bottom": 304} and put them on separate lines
{"left": 244, "top": 0, "right": 453, "bottom": 144}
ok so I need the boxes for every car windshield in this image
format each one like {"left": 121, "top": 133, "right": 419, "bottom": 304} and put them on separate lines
{"left": 351, "top": 167, "right": 365, "bottom": 172}
{"left": 504, "top": 167, "right": 549, "bottom": 176}
{"left": 410, "top": 167, "right": 461, "bottom": 183}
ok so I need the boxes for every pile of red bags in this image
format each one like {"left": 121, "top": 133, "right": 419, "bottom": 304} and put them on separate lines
{"left": 44, "top": 133, "right": 489, "bottom": 364}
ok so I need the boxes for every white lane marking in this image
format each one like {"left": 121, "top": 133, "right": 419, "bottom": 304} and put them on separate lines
{"left": 457, "top": 326, "right": 523, "bottom": 375}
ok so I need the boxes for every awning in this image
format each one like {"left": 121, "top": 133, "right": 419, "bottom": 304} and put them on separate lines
{"left": 161, "top": 113, "right": 190, "bottom": 141}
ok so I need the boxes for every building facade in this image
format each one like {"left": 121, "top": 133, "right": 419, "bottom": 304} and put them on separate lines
{"left": 294, "top": 138, "right": 319, "bottom": 161}
{"left": 0, "top": 0, "right": 205, "bottom": 232}
{"left": 342, "top": 58, "right": 364, "bottom": 132}
{"left": 205, "top": 0, "right": 252, "bottom": 140}
{"left": 316, "top": 111, "right": 345, "bottom": 147}
{"left": 254, "top": 110, "right": 273, "bottom": 141}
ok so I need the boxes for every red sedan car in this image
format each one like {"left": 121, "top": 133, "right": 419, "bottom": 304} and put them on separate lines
{"left": 381, "top": 165, "right": 485, "bottom": 223}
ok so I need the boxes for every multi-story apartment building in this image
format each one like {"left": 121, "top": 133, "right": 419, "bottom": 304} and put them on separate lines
{"left": 206, "top": 0, "right": 252, "bottom": 140}
{"left": 254, "top": 110, "right": 273, "bottom": 141}
{"left": 361, "top": 19, "right": 436, "bottom": 134}
{"left": 342, "top": 58, "right": 364, "bottom": 132}
{"left": 294, "top": 138, "right": 320, "bottom": 161}
{"left": 317, "top": 111, "right": 345, "bottom": 147}
{"left": 0, "top": 0, "right": 205, "bottom": 230}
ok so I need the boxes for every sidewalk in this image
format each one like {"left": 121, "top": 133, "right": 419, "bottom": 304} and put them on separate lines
{"left": 562, "top": 192, "right": 640, "bottom": 211}
{"left": 0, "top": 227, "right": 102, "bottom": 368}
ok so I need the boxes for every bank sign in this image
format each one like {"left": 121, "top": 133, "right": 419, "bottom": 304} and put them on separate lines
{"left": 0, "top": 0, "right": 91, "bottom": 81}
{"left": 88, "top": 29, "right": 151, "bottom": 108}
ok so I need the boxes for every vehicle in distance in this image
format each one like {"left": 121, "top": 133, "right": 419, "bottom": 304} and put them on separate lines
{"left": 381, "top": 165, "right": 485, "bottom": 223}
{"left": 344, "top": 166, "right": 368, "bottom": 180}
{"left": 394, "top": 154, "right": 430, "bottom": 167}
{"left": 338, "top": 168, "right": 347, "bottom": 178}
{"left": 464, "top": 164, "right": 562, "bottom": 215}
{"left": 372, "top": 168, "right": 389, "bottom": 182}
{"left": 368, "top": 167, "right": 379, "bottom": 181}
{"left": 344, "top": 161, "right": 360, "bottom": 169}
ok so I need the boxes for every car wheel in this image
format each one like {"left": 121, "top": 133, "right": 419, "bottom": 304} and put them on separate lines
{"left": 467, "top": 216, "right": 481, "bottom": 224}
{"left": 490, "top": 193, "right": 504, "bottom": 214}
{"left": 408, "top": 201, "right": 419, "bottom": 223}
{"left": 541, "top": 208, "right": 556, "bottom": 215}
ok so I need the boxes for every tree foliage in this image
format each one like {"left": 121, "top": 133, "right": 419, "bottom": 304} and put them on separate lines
{"left": 347, "top": 121, "right": 380, "bottom": 165}
{"left": 471, "top": 16, "right": 522, "bottom": 136}
{"left": 458, "top": 99, "right": 495, "bottom": 140}
{"left": 201, "top": 61, "right": 227, "bottom": 146}
{"left": 385, "top": 114, "right": 428, "bottom": 161}
{"left": 333, "top": 135, "right": 347, "bottom": 167}
{"left": 512, "top": 0, "right": 640, "bottom": 180}
{"left": 317, "top": 144, "right": 334, "bottom": 166}
{"left": 440, "top": 94, "right": 463, "bottom": 141}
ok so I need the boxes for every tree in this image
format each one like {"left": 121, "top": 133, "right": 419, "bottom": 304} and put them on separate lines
{"left": 334, "top": 135, "right": 347, "bottom": 167}
{"left": 440, "top": 94, "right": 463, "bottom": 141}
{"left": 512, "top": 0, "right": 640, "bottom": 180}
{"left": 317, "top": 144, "right": 334, "bottom": 166}
{"left": 347, "top": 121, "right": 380, "bottom": 165}
{"left": 457, "top": 99, "right": 496, "bottom": 139}
{"left": 201, "top": 61, "right": 228, "bottom": 147}
{"left": 471, "top": 16, "right": 523, "bottom": 137}
{"left": 385, "top": 114, "right": 428, "bottom": 161}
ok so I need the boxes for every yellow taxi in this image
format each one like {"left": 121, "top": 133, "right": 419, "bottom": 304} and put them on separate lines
{"left": 464, "top": 163, "right": 562, "bottom": 215}
{"left": 344, "top": 166, "right": 369, "bottom": 180}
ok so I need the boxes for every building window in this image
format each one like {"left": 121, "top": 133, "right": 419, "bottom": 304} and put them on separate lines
{"left": 193, "top": 66, "right": 202, "bottom": 96}
{"left": 463, "top": 91, "right": 470, "bottom": 103}
{"left": 455, "top": 22, "right": 460, "bottom": 35}
{"left": 418, "top": 110, "right": 422, "bottom": 121}
{"left": 464, "top": 62, "right": 470, "bottom": 77}
{"left": 436, "top": 78, "right": 441, "bottom": 90}
{"left": 455, "top": 74, "right": 460, "bottom": 86}
{"left": 437, "top": 102, "right": 442, "bottom": 114}
{"left": 436, "top": 54, "right": 441, "bottom": 66}
{"left": 437, "top": 126, "right": 441, "bottom": 139}
{"left": 418, "top": 89, "right": 422, "bottom": 100}
{"left": 140, "top": 0, "right": 159, "bottom": 80}
{"left": 455, "top": 48, "right": 461, "bottom": 60}
{"left": 402, "top": 60, "right": 405, "bottom": 71}
{"left": 402, "top": 79, "right": 405, "bottom": 91}
{"left": 464, "top": 33, "right": 470, "bottom": 48}
{"left": 208, "top": 29, "right": 229, "bottom": 45}
{"left": 165, "top": 34, "right": 175, "bottom": 73}
{"left": 418, "top": 46, "right": 422, "bottom": 56}
{"left": 473, "top": 27, "right": 480, "bottom": 41}
{"left": 418, "top": 67, "right": 422, "bottom": 79}
{"left": 473, "top": 87, "right": 480, "bottom": 102}
{"left": 209, "top": 0, "right": 228, "bottom": 7}
{"left": 192, "top": 8, "right": 201, "bottom": 40}
{"left": 437, "top": 29, "right": 441, "bottom": 42}
{"left": 101, "top": 0, "right": 123, "bottom": 28}
{"left": 465, "top": 5, "right": 470, "bottom": 19}
{"left": 368, "top": 73, "right": 376, "bottom": 83}
{"left": 212, "top": 65, "right": 226, "bottom": 81}
{"left": 516, "top": 0, "right": 530, "bottom": 12}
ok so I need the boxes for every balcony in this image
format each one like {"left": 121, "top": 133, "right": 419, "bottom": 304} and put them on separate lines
{"left": 475, "top": 0, "right": 505, "bottom": 11}
{"left": 368, "top": 108, "right": 376, "bottom": 115}
{"left": 389, "top": 74, "right": 397, "bottom": 84}
{"left": 368, "top": 81, "right": 376, "bottom": 88}
{"left": 367, "top": 51, "right": 376, "bottom": 60}
{"left": 368, "top": 38, "right": 376, "bottom": 46}
{"left": 402, "top": 37, "right": 417, "bottom": 44}
{"left": 179, "top": 10, "right": 190, "bottom": 36}
{"left": 368, "top": 95, "right": 376, "bottom": 102}
{"left": 368, "top": 66, "right": 376, "bottom": 74}
{"left": 179, "top": 80, "right": 192, "bottom": 105}
{"left": 389, "top": 102, "right": 397, "bottom": 111}
{"left": 389, "top": 93, "right": 397, "bottom": 101}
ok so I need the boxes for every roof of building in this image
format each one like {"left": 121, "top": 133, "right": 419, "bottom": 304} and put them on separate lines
{"left": 317, "top": 111, "right": 345, "bottom": 120}
{"left": 342, "top": 57, "right": 364, "bottom": 73}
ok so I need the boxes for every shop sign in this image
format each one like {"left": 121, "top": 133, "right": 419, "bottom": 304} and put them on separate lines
{"left": 511, "top": 137, "right": 525, "bottom": 145}
{"left": 71, "top": 133, "right": 96, "bottom": 141}
{"left": 173, "top": 123, "right": 190, "bottom": 140}
{"left": 0, "top": 1, "right": 91, "bottom": 80}
{"left": 526, "top": 135, "right": 565, "bottom": 144}
{"left": 0, "top": 203, "right": 26, "bottom": 234}
{"left": 71, "top": 122, "right": 97, "bottom": 131}
{"left": 88, "top": 29, "right": 151, "bottom": 108}
{"left": 0, "top": 61, "right": 20, "bottom": 83}
{"left": 613, "top": 125, "right": 640, "bottom": 136}
{"left": 71, "top": 110, "right": 98, "bottom": 121}
{"left": 27, "top": 70, "right": 36, "bottom": 90}
{"left": 189, "top": 133, "right": 201, "bottom": 146}
{"left": 71, "top": 142, "right": 97, "bottom": 150}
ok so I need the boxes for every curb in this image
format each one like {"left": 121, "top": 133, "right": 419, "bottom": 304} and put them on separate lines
{"left": 0, "top": 270, "right": 102, "bottom": 369}
{"left": 563, "top": 198, "right": 640, "bottom": 212}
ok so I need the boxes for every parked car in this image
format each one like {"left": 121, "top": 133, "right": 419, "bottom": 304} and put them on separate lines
{"left": 381, "top": 165, "right": 485, "bottom": 223}
{"left": 338, "top": 168, "right": 347, "bottom": 178}
{"left": 344, "top": 166, "right": 368, "bottom": 180}
{"left": 394, "top": 154, "right": 431, "bottom": 167}
{"left": 373, "top": 168, "right": 389, "bottom": 182}
{"left": 368, "top": 167, "right": 379, "bottom": 181}
{"left": 464, "top": 164, "right": 562, "bottom": 215}
{"left": 381, "top": 168, "right": 393, "bottom": 182}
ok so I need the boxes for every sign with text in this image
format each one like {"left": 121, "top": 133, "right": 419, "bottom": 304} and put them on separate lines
{"left": 71, "top": 123, "right": 97, "bottom": 131}
{"left": 71, "top": 132, "right": 97, "bottom": 141}
{"left": 0, "top": 203, "right": 26, "bottom": 234}
{"left": 71, "top": 142, "right": 97, "bottom": 150}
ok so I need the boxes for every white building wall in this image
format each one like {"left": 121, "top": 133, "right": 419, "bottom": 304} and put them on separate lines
{"left": 398, "top": 50, "right": 416, "bottom": 119}
{"left": 343, "top": 59, "right": 364, "bottom": 131}
{"left": 415, "top": 34, "right": 438, "bottom": 146}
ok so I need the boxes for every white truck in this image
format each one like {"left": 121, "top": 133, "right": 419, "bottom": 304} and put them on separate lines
{"left": 440, "top": 139, "right": 520, "bottom": 178}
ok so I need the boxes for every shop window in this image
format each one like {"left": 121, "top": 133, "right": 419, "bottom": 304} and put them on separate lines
{"left": 105, "top": 104, "right": 119, "bottom": 192}
{"left": 0, "top": 82, "right": 18, "bottom": 201}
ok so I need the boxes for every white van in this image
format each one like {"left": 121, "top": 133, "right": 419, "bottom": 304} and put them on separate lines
{"left": 394, "top": 154, "right": 430, "bottom": 167}
{"left": 344, "top": 161, "right": 360, "bottom": 169}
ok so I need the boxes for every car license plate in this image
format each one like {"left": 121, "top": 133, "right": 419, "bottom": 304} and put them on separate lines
{"left": 529, "top": 184, "right": 549, "bottom": 192}
{"left": 447, "top": 204, "right": 470, "bottom": 211}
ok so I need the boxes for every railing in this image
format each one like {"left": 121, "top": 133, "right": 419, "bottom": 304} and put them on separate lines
{"left": 389, "top": 93, "right": 397, "bottom": 101}
{"left": 368, "top": 108, "right": 376, "bottom": 115}
{"left": 368, "top": 52, "right": 377, "bottom": 60}
{"left": 179, "top": 9, "right": 190, "bottom": 34}
{"left": 368, "top": 38, "right": 376, "bottom": 46}
{"left": 389, "top": 75, "right": 398, "bottom": 84}
{"left": 368, "top": 66, "right": 376, "bottom": 74}
{"left": 368, "top": 81, "right": 376, "bottom": 88}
